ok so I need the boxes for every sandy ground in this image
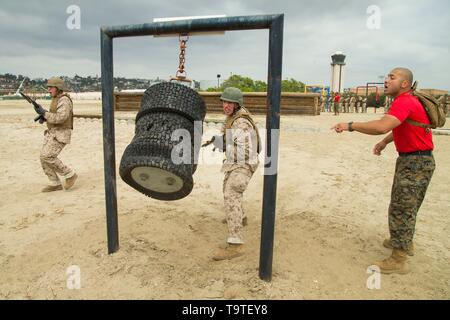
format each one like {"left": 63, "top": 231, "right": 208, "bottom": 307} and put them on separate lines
{"left": 0, "top": 99, "right": 449, "bottom": 300}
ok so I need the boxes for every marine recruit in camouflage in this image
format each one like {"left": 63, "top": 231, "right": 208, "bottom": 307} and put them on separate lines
{"left": 40, "top": 94, "right": 75, "bottom": 186}
{"left": 221, "top": 110, "right": 260, "bottom": 244}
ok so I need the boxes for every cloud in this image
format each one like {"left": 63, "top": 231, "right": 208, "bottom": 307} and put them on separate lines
{"left": 0, "top": 0, "right": 449, "bottom": 89}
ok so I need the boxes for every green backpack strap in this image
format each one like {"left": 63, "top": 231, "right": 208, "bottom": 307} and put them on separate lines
{"left": 405, "top": 119, "right": 431, "bottom": 132}
{"left": 406, "top": 81, "right": 432, "bottom": 132}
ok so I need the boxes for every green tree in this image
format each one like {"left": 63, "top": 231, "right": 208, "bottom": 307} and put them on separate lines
{"left": 205, "top": 74, "right": 305, "bottom": 92}
{"left": 254, "top": 80, "right": 267, "bottom": 92}
{"left": 220, "top": 74, "right": 255, "bottom": 92}
{"left": 281, "top": 78, "right": 305, "bottom": 92}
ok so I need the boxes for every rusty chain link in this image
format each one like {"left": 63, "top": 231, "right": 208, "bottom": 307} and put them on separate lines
{"left": 176, "top": 34, "right": 189, "bottom": 79}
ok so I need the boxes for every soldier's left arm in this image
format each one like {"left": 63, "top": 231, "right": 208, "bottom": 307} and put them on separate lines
{"left": 45, "top": 97, "right": 71, "bottom": 124}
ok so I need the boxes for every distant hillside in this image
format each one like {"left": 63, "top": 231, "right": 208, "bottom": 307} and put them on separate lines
{"left": 0, "top": 73, "right": 178, "bottom": 95}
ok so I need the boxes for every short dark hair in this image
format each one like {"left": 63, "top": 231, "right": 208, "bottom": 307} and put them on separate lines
{"left": 392, "top": 67, "right": 414, "bottom": 85}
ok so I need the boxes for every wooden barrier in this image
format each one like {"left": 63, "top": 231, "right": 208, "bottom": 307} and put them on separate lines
{"left": 114, "top": 91, "right": 321, "bottom": 115}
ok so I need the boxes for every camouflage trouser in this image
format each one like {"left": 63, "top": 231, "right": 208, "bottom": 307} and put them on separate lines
{"left": 223, "top": 167, "right": 253, "bottom": 244}
{"left": 40, "top": 133, "right": 74, "bottom": 186}
{"left": 388, "top": 155, "right": 435, "bottom": 251}
{"left": 333, "top": 102, "right": 339, "bottom": 115}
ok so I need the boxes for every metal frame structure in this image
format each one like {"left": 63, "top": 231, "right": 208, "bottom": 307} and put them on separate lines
{"left": 100, "top": 14, "right": 284, "bottom": 281}
{"left": 356, "top": 85, "right": 379, "bottom": 100}
{"left": 356, "top": 82, "right": 384, "bottom": 113}
{"left": 365, "top": 82, "right": 384, "bottom": 99}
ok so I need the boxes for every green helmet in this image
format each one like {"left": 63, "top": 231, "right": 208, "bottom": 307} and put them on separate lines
{"left": 220, "top": 87, "right": 243, "bottom": 106}
{"left": 47, "top": 77, "right": 65, "bottom": 91}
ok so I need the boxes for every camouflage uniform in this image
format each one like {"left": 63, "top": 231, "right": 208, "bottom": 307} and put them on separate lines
{"left": 437, "top": 95, "right": 448, "bottom": 117}
{"left": 356, "top": 96, "right": 362, "bottom": 113}
{"left": 387, "top": 97, "right": 393, "bottom": 112}
{"left": 327, "top": 96, "right": 332, "bottom": 112}
{"left": 319, "top": 95, "right": 324, "bottom": 112}
{"left": 445, "top": 95, "right": 449, "bottom": 117}
{"left": 383, "top": 96, "right": 389, "bottom": 113}
{"left": 221, "top": 108, "right": 259, "bottom": 244}
{"left": 362, "top": 97, "right": 367, "bottom": 113}
{"left": 40, "top": 94, "right": 75, "bottom": 186}
{"left": 345, "top": 96, "right": 351, "bottom": 113}
{"left": 349, "top": 95, "right": 356, "bottom": 113}
{"left": 341, "top": 96, "right": 347, "bottom": 113}
{"left": 388, "top": 155, "right": 435, "bottom": 251}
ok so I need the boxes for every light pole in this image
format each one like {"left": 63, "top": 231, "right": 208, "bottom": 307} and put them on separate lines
{"left": 217, "top": 74, "right": 221, "bottom": 89}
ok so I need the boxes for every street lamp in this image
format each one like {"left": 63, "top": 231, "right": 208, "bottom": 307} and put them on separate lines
{"left": 217, "top": 74, "right": 221, "bottom": 89}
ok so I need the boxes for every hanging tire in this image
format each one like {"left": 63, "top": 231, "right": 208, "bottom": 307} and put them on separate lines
{"left": 134, "top": 112, "right": 194, "bottom": 151}
{"left": 119, "top": 153, "right": 193, "bottom": 201}
{"left": 119, "top": 82, "right": 205, "bottom": 200}
{"left": 140, "top": 82, "right": 206, "bottom": 121}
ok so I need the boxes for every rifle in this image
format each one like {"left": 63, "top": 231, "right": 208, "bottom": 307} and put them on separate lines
{"left": 201, "top": 135, "right": 225, "bottom": 152}
{"left": 201, "top": 135, "right": 216, "bottom": 148}
{"left": 20, "top": 92, "right": 46, "bottom": 123}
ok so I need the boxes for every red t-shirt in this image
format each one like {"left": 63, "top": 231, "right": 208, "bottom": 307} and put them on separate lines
{"left": 334, "top": 95, "right": 340, "bottom": 102}
{"left": 387, "top": 91, "right": 434, "bottom": 153}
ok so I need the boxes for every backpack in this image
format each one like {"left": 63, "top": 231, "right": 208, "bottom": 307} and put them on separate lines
{"left": 407, "top": 81, "right": 446, "bottom": 131}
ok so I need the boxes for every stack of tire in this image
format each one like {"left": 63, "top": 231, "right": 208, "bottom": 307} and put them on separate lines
{"left": 119, "top": 82, "right": 206, "bottom": 201}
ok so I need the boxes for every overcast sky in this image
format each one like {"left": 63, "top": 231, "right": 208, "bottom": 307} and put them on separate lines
{"left": 1, "top": 0, "right": 449, "bottom": 89}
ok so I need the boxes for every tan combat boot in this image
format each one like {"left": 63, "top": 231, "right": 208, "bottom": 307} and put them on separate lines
{"left": 64, "top": 173, "right": 78, "bottom": 190}
{"left": 212, "top": 244, "right": 244, "bottom": 261}
{"left": 221, "top": 217, "right": 248, "bottom": 226}
{"left": 41, "top": 185, "right": 63, "bottom": 192}
{"left": 376, "top": 249, "right": 410, "bottom": 274}
{"left": 383, "top": 238, "right": 415, "bottom": 256}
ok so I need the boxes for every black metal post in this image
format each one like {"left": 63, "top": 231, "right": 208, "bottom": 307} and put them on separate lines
{"left": 101, "top": 30, "right": 119, "bottom": 254}
{"left": 259, "top": 15, "right": 283, "bottom": 281}
{"left": 100, "top": 14, "right": 284, "bottom": 280}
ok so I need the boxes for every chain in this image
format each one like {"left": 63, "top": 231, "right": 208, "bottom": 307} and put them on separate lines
{"left": 176, "top": 34, "right": 189, "bottom": 79}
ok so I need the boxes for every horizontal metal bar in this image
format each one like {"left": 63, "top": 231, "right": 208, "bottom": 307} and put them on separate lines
{"left": 101, "top": 14, "right": 282, "bottom": 38}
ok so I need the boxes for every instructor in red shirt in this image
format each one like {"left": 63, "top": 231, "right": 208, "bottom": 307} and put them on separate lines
{"left": 333, "top": 92, "right": 341, "bottom": 115}
{"left": 332, "top": 67, "right": 435, "bottom": 274}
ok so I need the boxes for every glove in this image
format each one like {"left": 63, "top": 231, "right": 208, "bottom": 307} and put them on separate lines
{"left": 34, "top": 103, "right": 48, "bottom": 116}
{"left": 34, "top": 115, "right": 46, "bottom": 124}
{"left": 212, "top": 134, "right": 226, "bottom": 152}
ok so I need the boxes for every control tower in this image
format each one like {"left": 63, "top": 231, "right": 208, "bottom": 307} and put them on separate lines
{"left": 330, "top": 51, "right": 346, "bottom": 93}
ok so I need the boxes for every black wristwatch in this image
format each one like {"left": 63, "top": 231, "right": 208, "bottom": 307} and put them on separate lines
{"left": 348, "top": 121, "right": 354, "bottom": 132}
